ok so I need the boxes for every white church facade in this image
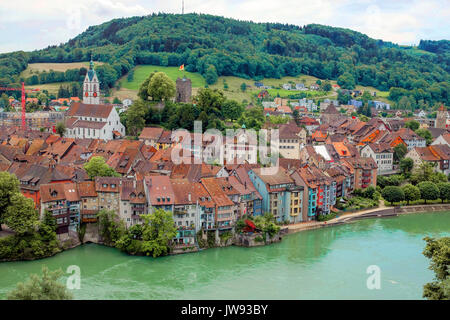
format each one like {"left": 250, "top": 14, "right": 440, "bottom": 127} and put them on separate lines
{"left": 65, "top": 60, "right": 126, "bottom": 141}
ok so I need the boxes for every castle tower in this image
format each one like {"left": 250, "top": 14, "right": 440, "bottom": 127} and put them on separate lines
{"left": 83, "top": 59, "right": 100, "bottom": 105}
{"left": 176, "top": 77, "right": 192, "bottom": 103}
{"left": 435, "top": 105, "right": 447, "bottom": 129}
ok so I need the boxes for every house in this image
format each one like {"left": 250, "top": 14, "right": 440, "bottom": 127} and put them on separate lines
{"left": 248, "top": 168, "right": 303, "bottom": 223}
{"left": 229, "top": 167, "right": 263, "bottom": 217}
{"left": 295, "top": 83, "right": 306, "bottom": 90}
{"left": 290, "top": 165, "right": 335, "bottom": 220}
{"left": 77, "top": 181, "right": 98, "bottom": 223}
{"left": 139, "top": 127, "right": 164, "bottom": 147}
{"left": 95, "top": 177, "right": 121, "bottom": 212}
{"left": 298, "top": 117, "right": 320, "bottom": 134}
{"left": 431, "top": 132, "right": 450, "bottom": 147}
{"left": 201, "top": 177, "right": 238, "bottom": 230}
{"left": 122, "top": 99, "right": 133, "bottom": 108}
{"left": 360, "top": 143, "right": 394, "bottom": 174}
{"left": 65, "top": 102, "right": 125, "bottom": 141}
{"left": 282, "top": 84, "right": 292, "bottom": 90}
{"left": 119, "top": 179, "right": 147, "bottom": 228}
{"left": 391, "top": 128, "right": 426, "bottom": 150}
{"left": 310, "top": 84, "right": 320, "bottom": 90}
{"left": 144, "top": 175, "right": 175, "bottom": 212}
{"left": 40, "top": 182, "right": 80, "bottom": 234}
{"left": 171, "top": 179, "right": 212, "bottom": 243}
{"left": 342, "top": 157, "right": 378, "bottom": 189}
{"left": 405, "top": 144, "right": 450, "bottom": 175}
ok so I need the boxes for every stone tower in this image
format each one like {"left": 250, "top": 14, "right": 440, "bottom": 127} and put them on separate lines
{"left": 83, "top": 59, "right": 100, "bottom": 105}
{"left": 435, "top": 105, "right": 447, "bottom": 129}
{"left": 176, "top": 77, "right": 192, "bottom": 103}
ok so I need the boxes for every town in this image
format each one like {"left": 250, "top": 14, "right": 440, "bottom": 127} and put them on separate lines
{"left": 0, "top": 57, "right": 449, "bottom": 260}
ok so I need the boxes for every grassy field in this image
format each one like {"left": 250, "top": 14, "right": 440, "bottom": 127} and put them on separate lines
{"left": 21, "top": 62, "right": 103, "bottom": 78}
{"left": 119, "top": 65, "right": 206, "bottom": 90}
{"left": 25, "top": 81, "right": 77, "bottom": 95}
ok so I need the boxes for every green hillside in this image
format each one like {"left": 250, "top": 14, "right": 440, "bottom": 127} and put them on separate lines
{"left": 1, "top": 13, "right": 448, "bottom": 109}
{"left": 120, "top": 65, "right": 206, "bottom": 90}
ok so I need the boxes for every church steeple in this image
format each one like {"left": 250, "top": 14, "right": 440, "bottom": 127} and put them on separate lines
{"left": 83, "top": 56, "right": 100, "bottom": 104}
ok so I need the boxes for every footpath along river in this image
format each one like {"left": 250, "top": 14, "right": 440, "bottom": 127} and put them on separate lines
{"left": 0, "top": 211, "right": 449, "bottom": 299}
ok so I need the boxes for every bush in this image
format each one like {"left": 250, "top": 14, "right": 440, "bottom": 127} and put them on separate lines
{"left": 417, "top": 181, "right": 440, "bottom": 204}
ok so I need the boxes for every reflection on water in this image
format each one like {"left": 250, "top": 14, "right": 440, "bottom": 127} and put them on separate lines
{"left": 0, "top": 212, "right": 449, "bottom": 300}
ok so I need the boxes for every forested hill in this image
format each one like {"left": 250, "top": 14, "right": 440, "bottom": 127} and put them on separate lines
{"left": 1, "top": 13, "right": 449, "bottom": 106}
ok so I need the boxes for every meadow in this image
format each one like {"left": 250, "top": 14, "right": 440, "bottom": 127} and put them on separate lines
{"left": 119, "top": 65, "right": 206, "bottom": 90}
{"left": 21, "top": 62, "right": 103, "bottom": 78}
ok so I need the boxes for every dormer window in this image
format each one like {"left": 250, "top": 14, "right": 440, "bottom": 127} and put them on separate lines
{"left": 166, "top": 197, "right": 170, "bottom": 202}
{"left": 157, "top": 197, "right": 160, "bottom": 202}
{"left": 111, "top": 184, "right": 116, "bottom": 188}
{"left": 103, "top": 184, "right": 107, "bottom": 188}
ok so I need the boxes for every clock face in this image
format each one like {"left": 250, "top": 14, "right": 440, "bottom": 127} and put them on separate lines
{"left": 93, "top": 92, "right": 97, "bottom": 97}
{"left": 85, "top": 92, "right": 89, "bottom": 97}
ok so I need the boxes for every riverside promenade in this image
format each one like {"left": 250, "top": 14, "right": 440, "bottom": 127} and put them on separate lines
{"left": 286, "top": 202, "right": 450, "bottom": 234}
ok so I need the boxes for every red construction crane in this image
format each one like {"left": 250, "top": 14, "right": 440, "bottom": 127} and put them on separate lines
{"left": 0, "top": 82, "right": 40, "bottom": 130}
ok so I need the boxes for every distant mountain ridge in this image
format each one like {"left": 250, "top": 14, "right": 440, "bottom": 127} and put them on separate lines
{"left": 0, "top": 13, "right": 449, "bottom": 106}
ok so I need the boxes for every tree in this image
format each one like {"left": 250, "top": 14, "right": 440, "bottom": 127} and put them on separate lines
{"left": 97, "top": 209, "right": 125, "bottom": 245}
{"left": 140, "top": 209, "right": 177, "bottom": 258}
{"left": 422, "top": 237, "right": 450, "bottom": 300}
{"left": 138, "top": 72, "right": 155, "bottom": 101}
{"left": 393, "top": 143, "right": 407, "bottom": 162}
{"left": 337, "top": 72, "right": 355, "bottom": 89}
{"left": 399, "top": 158, "right": 414, "bottom": 177}
{"left": 411, "top": 162, "right": 436, "bottom": 184}
{"left": 83, "top": 156, "right": 120, "bottom": 180}
{"left": 0, "top": 171, "right": 20, "bottom": 231}
{"left": 417, "top": 181, "right": 440, "bottom": 204}
{"left": 401, "top": 184, "right": 421, "bottom": 205}
{"left": 4, "top": 193, "right": 38, "bottom": 234}
{"left": 381, "top": 186, "right": 405, "bottom": 205}
{"left": 436, "top": 182, "right": 450, "bottom": 203}
{"left": 147, "top": 72, "right": 176, "bottom": 102}
{"left": 222, "top": 100, "right": 244, "bottom": 121}
{"left": 416, "top": 128, "right": 433, "bottom": 145}
{"left": 55, "top": 122, "right": 66, "bottom": 137}
{"left": 405, "top": 120, "right": 420, "bottom": 131}
{"left": 125, "top": 100, "right": 147, "bottom": 136}
{"left": 7, "top": 266, "right": 73, "bottom": 300}
{"left": 240, "top": 82, "right": 247, "bottom": 92}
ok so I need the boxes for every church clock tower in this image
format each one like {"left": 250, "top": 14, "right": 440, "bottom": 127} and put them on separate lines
{"left": 83, "top": 59, "right": 100, "bottom": 104}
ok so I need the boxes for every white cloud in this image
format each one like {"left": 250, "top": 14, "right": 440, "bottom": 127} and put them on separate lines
{"left": 0, "top": 0, "right": 448, "bottom": 53}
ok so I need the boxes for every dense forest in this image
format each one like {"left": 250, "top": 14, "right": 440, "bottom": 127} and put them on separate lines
{"left": 0, "top": 13, "right": 449, "bottom": 107}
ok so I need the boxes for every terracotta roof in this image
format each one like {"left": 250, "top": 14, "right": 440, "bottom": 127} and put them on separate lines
{"left": 67, "top": 102, "right": 114, "bottom": 119}
{"left": 139, "top": 127, "right": 164, "bottom": 141}
{"left": 145, "top": 175, "right": 175, "bottom": 206}
{"left": 201, "top": 177, "right": 235, "bottom": 207}
{"left": 251, "top": 167, "right": 293, "bottom": 187}
{"left": 77, "top": 181, "right": 97, "bottom": 197}
{"left": 95, "top": 177, "right": 121, "bottom": 193}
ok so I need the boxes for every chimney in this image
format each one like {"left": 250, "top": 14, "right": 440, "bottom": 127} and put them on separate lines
{"left": 188, "top": 193, "right": 191, "bottom": 202}
{"left": 148, "top": 178, "right": 152, "bottom": 187}
{"left": 133, "top": 179, "right": 136, "bottom": 188}
{"left": 244, "top": 181, "right": 247, "bottom": 189}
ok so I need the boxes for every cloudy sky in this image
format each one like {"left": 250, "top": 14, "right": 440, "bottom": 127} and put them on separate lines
{"left": 0, "top": 0, "right": 449, "bottom": 53}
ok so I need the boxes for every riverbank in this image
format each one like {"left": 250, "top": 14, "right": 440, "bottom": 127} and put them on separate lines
{"left": 286, "top": 203, "right": 450, "bottom": 234}
{"left": 2, "top": 203, "right": 449, "bottom": 263}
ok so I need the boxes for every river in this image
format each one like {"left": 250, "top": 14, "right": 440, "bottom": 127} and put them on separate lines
{"left": 1, "top": 211, "right": 449, "bottom": 300}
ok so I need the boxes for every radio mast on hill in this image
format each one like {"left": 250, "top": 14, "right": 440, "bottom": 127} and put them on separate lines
{"left": 182, "top": 0, "right": 184, "bottom": 14}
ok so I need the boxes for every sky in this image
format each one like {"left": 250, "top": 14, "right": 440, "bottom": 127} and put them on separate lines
{"left": 0, "top": 0, "right": 449, "bottom": 53}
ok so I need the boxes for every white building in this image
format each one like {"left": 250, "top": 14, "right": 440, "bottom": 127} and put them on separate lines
{"left": 65, "top": 103, "right": 125, "bottom": 140}
{"left": 83, "top": 60, "right": 100, "bottom": 105}
{"left": 65, "top": 59, "right": 125, "bottom": 141}
{"left": 360, "top": 143, "right": 394, "bottom": 174}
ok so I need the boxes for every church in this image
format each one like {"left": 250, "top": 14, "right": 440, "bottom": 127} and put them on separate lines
{"left": 65, "top": 60, "right": 125, "bottom": 141}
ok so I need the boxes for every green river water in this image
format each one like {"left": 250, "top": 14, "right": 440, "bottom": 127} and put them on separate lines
{"left": 0, "top": 211, "right": 449, "bottom": 300}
